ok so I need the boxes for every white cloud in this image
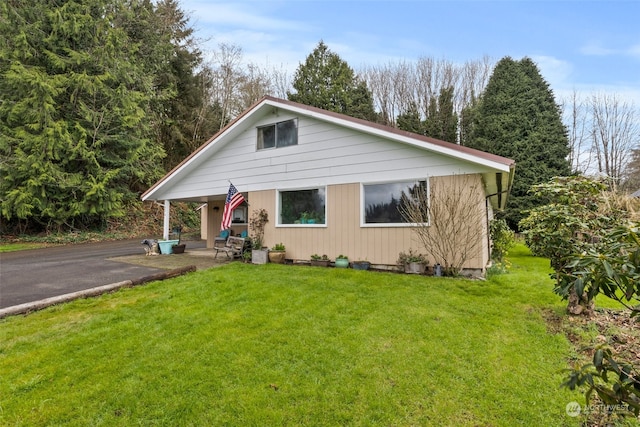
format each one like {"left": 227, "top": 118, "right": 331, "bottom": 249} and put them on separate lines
{"left": 580, "top": 41, "right": 640, "bottom": 59}
{"left": 530, "top": 55, "right": 574, "bottom": 87}
{"left": 627, "top": 43, "right": 640, "bottom": 58}
{"left": 579, "top": 42, "right": 617, "bottom": 56}
{"left": 183, "top": 2, "right": 307, "bottom": 32}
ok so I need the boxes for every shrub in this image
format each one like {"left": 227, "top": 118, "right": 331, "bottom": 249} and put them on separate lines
{"left": 489, "top": 218, "right": 515, "bottom": 263}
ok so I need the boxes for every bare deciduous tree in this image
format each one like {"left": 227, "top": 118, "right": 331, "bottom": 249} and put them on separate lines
{"left": 361, "top": 56, "right": 493, "bottom": 140}
{"left": 589, "top": 93, "right": 639, "bottom": 188}
{"left": 560, "top": 90, "right": 591, "bottom": 173}
{"left": 399, "top": 175, "right": 486, "bottom": 276}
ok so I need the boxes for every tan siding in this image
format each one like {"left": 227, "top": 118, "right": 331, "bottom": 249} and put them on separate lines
{"left": 245, "top": 174, "right": 489, "bottom": 269}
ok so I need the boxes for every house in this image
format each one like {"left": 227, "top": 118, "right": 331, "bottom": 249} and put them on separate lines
{"left": 142, "top": 96, "right": 515, "bottom": 272}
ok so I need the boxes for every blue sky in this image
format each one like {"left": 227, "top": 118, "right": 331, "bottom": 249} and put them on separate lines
{"left": 180, "top": 0, "right": 640, "bottom": 104}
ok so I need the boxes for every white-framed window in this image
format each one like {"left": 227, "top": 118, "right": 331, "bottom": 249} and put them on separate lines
{"left": 361, "top": 179, "right": 429, "bottom": 226}
{"left": 277, "top": 187, "right": 326, "bottom": 226}
{"left": 257, "top": 118, "right": 298, "bottom": 150}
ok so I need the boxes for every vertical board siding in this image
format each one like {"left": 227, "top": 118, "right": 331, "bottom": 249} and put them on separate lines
{"left": 246, "top": 174, "right": 488, "bottom": 269}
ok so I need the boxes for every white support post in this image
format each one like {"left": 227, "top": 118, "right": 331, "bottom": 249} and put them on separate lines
{"left": 163, "top": 200, "right": 170, "bottom": 240}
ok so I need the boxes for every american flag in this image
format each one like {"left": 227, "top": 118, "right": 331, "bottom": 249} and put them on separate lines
{"left": 220, "top": 183, "right": 245, "bottom": 231}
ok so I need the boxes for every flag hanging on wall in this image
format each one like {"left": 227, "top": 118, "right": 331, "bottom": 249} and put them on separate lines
{"left": 221, "top": 183, "right": 245, "bottom": 231}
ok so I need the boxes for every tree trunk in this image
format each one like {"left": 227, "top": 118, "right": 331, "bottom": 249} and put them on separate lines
{"left": 567, "top": 286, "right": 594, "bottom": 316}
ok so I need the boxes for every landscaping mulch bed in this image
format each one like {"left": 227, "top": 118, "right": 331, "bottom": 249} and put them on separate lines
{"left": 545, "top": 307, "right": 640, "bottom": 425}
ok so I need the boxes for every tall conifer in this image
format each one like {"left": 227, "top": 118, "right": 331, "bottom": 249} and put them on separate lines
{"left": 466, "top": 56, "right": 571, "bottom": 229}
{"left": 288, "top": 41, "right": 377, "bottom": 121}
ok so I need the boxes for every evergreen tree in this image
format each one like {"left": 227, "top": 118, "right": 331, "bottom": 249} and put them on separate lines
{"left": 0, "top": 0, "right": 165, "bottom": 231}
{"left": 288, "top": 41, "right": 377, "bottom": 121}
{"left": 423, "top": 86, "right": 458, "bottom": 143}
{"left": 396, "top": 102, "right": 426, "bottom": 134}
{"left": 466, "top": 56, "right": 571, "bottom": 229}
{"left": 127, "top": 0, "right": 221, "bottom": 170}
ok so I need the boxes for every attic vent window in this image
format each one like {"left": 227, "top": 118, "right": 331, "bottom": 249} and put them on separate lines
{"left": 257, "top": 118, "right": 298, "bottom": 150}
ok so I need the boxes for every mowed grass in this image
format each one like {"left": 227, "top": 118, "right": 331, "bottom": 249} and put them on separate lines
{"left": 0, "top": 245, "right": 580, "bottom": 426}
{"left": 0, "top": 243, "right": 49, "bottom": 253}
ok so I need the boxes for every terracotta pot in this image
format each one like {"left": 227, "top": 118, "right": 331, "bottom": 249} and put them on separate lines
{"left": 268, "top": 250, "right": 286, "bottom": 264}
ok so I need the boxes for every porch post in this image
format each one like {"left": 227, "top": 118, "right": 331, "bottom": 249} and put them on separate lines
{"left": 163, "top": 200, "right": 170, "bottom": 240}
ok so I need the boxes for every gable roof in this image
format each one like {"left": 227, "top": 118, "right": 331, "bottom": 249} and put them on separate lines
{"left": 142, "top": 96, "right": 515, "bottom": 207}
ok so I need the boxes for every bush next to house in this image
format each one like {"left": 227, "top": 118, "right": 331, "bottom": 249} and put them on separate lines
{"left": 488, "top": 218, "right": 515, "bottom": 274}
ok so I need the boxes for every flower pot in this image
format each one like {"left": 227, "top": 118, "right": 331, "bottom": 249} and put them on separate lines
{"left": 268, "top": 250, "right": 286, "bottom": 264}
{"left": 172, "top": 243, "right": 186, "bottom": 254}
{"left": 334, "top": 258, "right": 349, "bottom": 268}
{"left": 404, "top": 262, "right": 427, "bottom": 274}
{"left": 158, "top": 240, "right": 180, "bottom": 254}
{"left": 252, "top": 249, "right": 269, "bottom": 264}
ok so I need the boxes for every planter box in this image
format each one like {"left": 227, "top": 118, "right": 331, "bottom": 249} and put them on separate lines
{"left": 310, "top": 259, "right": 330, "bottom": 267}
{"left": 352, "top": 261, "right": 370, "bottom": 270}
{"left": 268, "top": 251, "right": 286, "bottom": 264}
{"left": 252, "top": 249, "right": 269, "bottom": 264}
{"left": 404, "top": 262, "right": 427, "bottom": 274}
{"left": 158, "top": 240, "right": 180, "bottom": 255}
{"left": 172, "top": 243, "right": 186, "bottom": 254}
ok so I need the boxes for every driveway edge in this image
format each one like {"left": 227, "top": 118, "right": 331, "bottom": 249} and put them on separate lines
{"left": 0, "top": 265, "right": 197, "bottom": 319}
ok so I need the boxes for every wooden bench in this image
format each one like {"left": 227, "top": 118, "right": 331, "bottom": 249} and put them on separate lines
{"left": 214, "top": 236, "right": 246, "bottom": 259}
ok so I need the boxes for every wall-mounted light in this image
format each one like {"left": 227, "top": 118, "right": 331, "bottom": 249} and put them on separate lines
{"left": 213, "top": 206, "right": 220, "bottom": 212}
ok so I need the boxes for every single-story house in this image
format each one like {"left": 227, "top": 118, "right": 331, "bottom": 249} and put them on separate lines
{"left": 142, "top": 96, "right": 515, "bottom": 272}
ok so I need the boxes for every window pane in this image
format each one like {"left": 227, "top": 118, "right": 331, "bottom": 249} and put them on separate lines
{"left": 257, "top": 125, "right": 275, "bottom": 149}
{"left": 276, "top": 119, "right": 298, "bottom": 147}
{"left": 280, "top": 188, "right": 326, "bottom": 225}
{"left": 364, "top": 181, "right": 426, "bottom": 224}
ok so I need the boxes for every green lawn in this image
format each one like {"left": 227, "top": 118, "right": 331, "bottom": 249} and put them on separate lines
{"left": 0, "top": 245, "right": 581, "bottom": 426}
{"left": 0, "top": 242, "right": 49, "bottom": 253}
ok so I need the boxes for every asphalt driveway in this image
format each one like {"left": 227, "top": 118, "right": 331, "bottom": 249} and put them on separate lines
{"left": 0, "top": 238, "right": 206, "bottom": 309}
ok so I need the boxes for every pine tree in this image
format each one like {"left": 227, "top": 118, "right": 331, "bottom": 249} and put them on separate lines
{"left": 423, "top": 86, "right": 458, "bottom": 143}
{"left": 466, "top": 57, "right": 571, "bottom": 229}
{"left": 288, "top": 41, "right": 377, "bottom": 121}
{"left": 0, "top": 0, "right": 165, "bottom": 230}
{"left": 396, "top": 102, "right": 426, "bottom": 134}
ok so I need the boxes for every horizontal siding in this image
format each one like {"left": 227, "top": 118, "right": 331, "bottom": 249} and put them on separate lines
{"left": 157, "top": 114, "right": 495, "bottom": 201}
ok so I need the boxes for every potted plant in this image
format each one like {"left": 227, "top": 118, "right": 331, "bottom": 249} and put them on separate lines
{"left": 250, "top": 209, "right": 269, "bottom": 264}
{"left": 310, "top": 254, "right": 330, "bottom": 267}
{"left": 171, "top": 225, "right": 186, "bottom": 254}
{"left": 268, "top": 243, "right": 286, "bottom": 263}
{"left": 334, "top": 254, "right": 349, "bottom": 268}
{"left": 352, "top": 260, "right": 371, "bottom": 270}
{"left": 397, "top": 249, "right": 428, "bottom": 274}
{"left": 300, "top": 211, "right": 309, "bottom": 224}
